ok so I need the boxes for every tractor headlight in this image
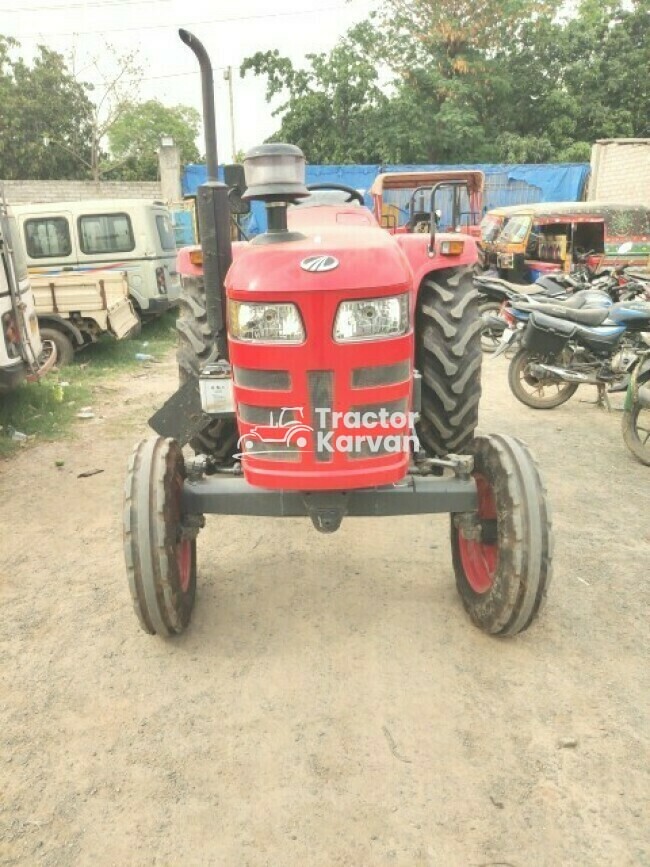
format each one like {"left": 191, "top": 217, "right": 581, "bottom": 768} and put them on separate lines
{"left": 228, "top": 300, "right": 305, "bottom": 343}
{"left": 334, "top": 294, "right": 409, "bottom": 342}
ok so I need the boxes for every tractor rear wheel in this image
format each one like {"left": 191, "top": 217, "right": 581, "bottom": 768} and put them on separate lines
{"left": 176, "top": 274, "right": 238, "bottom": 462}
{"left": 416, "top": 266, "right": 482, "bottom": 456}
{"left": 123, "top": 436, "right": 198, "bottom": 636}
{"left": 451, "top": 434, "right": 553, "bottom": 635}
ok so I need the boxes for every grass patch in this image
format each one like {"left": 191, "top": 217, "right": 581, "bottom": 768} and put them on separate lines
{"left": 0, "top": 312, "right": 177, "bottom": 458}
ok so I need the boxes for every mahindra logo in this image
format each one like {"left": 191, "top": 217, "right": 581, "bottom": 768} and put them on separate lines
{"left": 300, "top": 255, "right": 339, "bottom": 273}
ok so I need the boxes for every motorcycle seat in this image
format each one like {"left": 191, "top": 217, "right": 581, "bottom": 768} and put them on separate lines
{"left": 516, "top": 302, "right": 610, "bottom": 326}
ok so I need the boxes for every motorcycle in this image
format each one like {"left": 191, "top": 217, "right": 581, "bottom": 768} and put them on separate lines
{"left": 622, "top": 350, "right": 650, "bottom": 465}
{"left": 501, "top": 298, "right": 650, "bottom": 410}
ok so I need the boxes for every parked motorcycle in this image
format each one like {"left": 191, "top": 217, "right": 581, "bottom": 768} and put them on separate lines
{"left": 501, "top": 297, "right": 650, "bottom": 410}
{"left": 622, "top": 351, "right": 650, "bottom": 465}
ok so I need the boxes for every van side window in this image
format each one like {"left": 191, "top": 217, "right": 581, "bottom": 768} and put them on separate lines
{"left": 156, "top": 214, "right": 176, "bottom": 251}
{"left": 24, "top": 217, "right": 72, "bottom": 259}
{"left": 79, "top": 213, "right": 135, "bottom": 254}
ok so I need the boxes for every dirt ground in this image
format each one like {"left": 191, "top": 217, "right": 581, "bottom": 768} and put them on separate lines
{"left": 1, "top": 351, "right": 648, "bottom": 867}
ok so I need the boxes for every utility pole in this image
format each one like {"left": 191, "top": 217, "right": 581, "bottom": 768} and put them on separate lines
{"left": 223, "top": 66, "right": 236, "bottom": 162}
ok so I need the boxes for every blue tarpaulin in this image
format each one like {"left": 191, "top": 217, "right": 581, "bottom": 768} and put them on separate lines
{"left": 181, "top": 162, "right": 590, "bottom": 236}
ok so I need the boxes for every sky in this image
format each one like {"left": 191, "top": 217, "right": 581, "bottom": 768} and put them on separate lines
{"left": 2, "top": 0, "right": 375, "bottom": 163}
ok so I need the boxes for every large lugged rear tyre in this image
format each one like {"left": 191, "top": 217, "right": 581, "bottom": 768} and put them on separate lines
{"left": 123, "top": 436, "right": 197, "bottom": 636}
{"left": 416, "top": 266, "right": 482, "bottom": 456}
{"left": 451, "top": 434, "right": 553, "bottom": 636}
{"left": 176, "top": 274, "right": 238, "bottom": 461}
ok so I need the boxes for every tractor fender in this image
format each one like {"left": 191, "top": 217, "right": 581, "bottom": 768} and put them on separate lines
{"left": 36, "top": 314, "right": 85, "bottom": 346}
{"left": 395, "top": 232, "right": 479, "bottom": 292}
{"left": 177, "top": 241, "right": 250, "bottom": 279}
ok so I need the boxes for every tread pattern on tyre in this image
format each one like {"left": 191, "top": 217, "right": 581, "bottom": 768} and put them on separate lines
{"left": 123, "top": 436, "right": 196, "bottom": 636}
{"left": 176, "top": 274, "right": 238, "bottom": 461}
{"left": 451, "top": 434, "right": 553, "bottom": 636}
{"left": 416, "top": 266, "right": 482, "bottom": 456}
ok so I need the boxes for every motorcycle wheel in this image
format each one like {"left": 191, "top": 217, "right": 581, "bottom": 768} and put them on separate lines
{"left": 508, "top": 348, "right": 579, "bottom": 409}
{"left": 622, "top": 371, "right": 650, "bottom": 466}
{"left": 479, "top": 300, "right": 503, "bottom": 353}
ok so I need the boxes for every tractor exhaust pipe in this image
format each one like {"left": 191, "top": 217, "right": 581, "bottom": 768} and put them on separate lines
{"left": 179, "top": 29, "right": 232, "bottom": 361}
{"left": 179, "top": 29, "right": 218, "bottom": 181}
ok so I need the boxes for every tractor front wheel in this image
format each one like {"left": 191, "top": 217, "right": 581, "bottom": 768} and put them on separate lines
{"left": 451, "top": 434, "right": 553, "bottom": 636}
{"left": 123, "top": 436, "right": 198, "bottom": 635}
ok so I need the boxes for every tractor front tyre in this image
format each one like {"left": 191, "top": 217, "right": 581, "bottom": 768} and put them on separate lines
{"left": 416, "top": 266, "right": 482, "bottom": 457}
{"left": 123, "top": 436, "right": 198, "bottom": 636}
{"left": 176, "top": 274, "right": 238, "bottom": 462}
{"left": 451, "top": 434, "right": 553, "bottom": 636}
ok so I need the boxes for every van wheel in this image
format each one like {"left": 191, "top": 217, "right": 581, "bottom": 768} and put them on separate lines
{"left": 39, "top": 327, "right": 75, "bottom": 366}
{"left": 176, "top": 275, "right": 238, "bottom": 463}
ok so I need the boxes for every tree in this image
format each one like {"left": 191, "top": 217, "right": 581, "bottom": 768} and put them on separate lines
{"left": 241, "top": 0, "right": 647, "bottom": 165}
{"left": 107, "top": 100, "right": 201, "bottom": 180}
{"left": 0, "top": 36, "right": 93, "bottom": 179}
{"left": 241, "top": 23, "right": 390, "bottom": 163}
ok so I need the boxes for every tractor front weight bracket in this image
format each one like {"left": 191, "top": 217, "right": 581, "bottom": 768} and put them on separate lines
{"left": 181, "top": 458, "right": 479, "bottom": 534}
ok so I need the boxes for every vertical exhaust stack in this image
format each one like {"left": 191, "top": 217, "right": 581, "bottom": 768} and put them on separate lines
{"left": 179, "top": 28, "right": 232, "bottom": 360}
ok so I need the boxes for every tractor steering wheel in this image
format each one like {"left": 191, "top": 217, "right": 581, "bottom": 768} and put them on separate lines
{"left": 306, "top": 183, "right": 365, "bottom": 205}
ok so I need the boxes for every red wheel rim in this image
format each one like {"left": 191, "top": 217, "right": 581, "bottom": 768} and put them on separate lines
{"left": 458, "top": 474, "right": 498, "bottom": 594}
{"left": 176, "top": 539, "right": 192, "bottom": 593}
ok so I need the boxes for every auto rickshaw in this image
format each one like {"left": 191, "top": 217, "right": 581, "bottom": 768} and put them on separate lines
{"left": 489, "top": 201, "right": 650, "bottom": 284}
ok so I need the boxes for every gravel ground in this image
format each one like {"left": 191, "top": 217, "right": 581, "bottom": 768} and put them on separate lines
{"left": 1, "top": 353, "right": 648, "bottom": 866}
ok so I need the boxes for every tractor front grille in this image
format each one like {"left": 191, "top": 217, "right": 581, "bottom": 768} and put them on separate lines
{"left": 351, "top": 360, "right": 410, "bottom": 389}
{"left": 308, "top": 370, "right": 334, "bottom": 462}
{"left": 233, "top": 367, "right": 290, "bottom": 391}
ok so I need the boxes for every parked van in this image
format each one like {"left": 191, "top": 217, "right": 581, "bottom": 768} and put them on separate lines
{"left": 31, "top": 270, "right": 140, "bottom": 365}
{"left": 11, "top": 200, "right": 180, "bottom": 318}
{"left": 1, "top": 204, "right": 54, "bottom": 392}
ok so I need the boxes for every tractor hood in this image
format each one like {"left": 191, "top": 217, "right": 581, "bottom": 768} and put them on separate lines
{"left": 228, "top": 212, "right": 411, "bottom": 298}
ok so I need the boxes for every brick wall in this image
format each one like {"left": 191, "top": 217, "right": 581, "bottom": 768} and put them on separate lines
{"left": 0, "top": 179, "right": 163, "bottom": 205}
{"left": 588, "top": 139, "right": 650, "bottom": 204}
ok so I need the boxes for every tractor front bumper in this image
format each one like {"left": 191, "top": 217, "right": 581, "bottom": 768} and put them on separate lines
{"left": 182, "top": 465, "right": 478, "bottom": 533}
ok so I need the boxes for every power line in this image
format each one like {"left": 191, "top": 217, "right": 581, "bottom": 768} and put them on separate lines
{"left": 5, "top": 2, "right": 358, "bottom": 40}
{"left": 0, "top": 0, "right": 171, "bottom": 12}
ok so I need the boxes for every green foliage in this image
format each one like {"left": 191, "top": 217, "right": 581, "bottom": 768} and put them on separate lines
{"left": 0, "top": 36, "right": 201, "bottom": 181}
{"left": 242, "top": 0, "right": 649, "bottom": 164}
{"left": 106, "top": 100, "right": 201, "bottom": 180}
{"left": 0, "top": 36, "right": 93, "bottom": 179}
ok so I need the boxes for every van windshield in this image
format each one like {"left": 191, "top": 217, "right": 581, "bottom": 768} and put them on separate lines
{"left": 156, "top": 214, "right": 176, "bottom": 251}
{"left": 498, "top": 215, "right": 532, "bottom": 244}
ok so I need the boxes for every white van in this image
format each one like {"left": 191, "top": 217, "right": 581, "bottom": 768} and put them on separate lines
{"left": 11, "top": 199, "right": 180, "bottom": 319}
{"left": 1, "top": 207, "right": 50, "bottom": 392}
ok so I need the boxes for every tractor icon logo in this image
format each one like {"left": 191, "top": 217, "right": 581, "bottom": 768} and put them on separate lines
{"left": 236, "top": 407, "right": 314, "bottom": 458}
{"left": 300, "top": 255, "right": 339, "bottom": 273}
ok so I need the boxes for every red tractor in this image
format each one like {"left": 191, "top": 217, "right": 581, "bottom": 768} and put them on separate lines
{"left": 123, "top": 30, "right": 552, "bottom": 639}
